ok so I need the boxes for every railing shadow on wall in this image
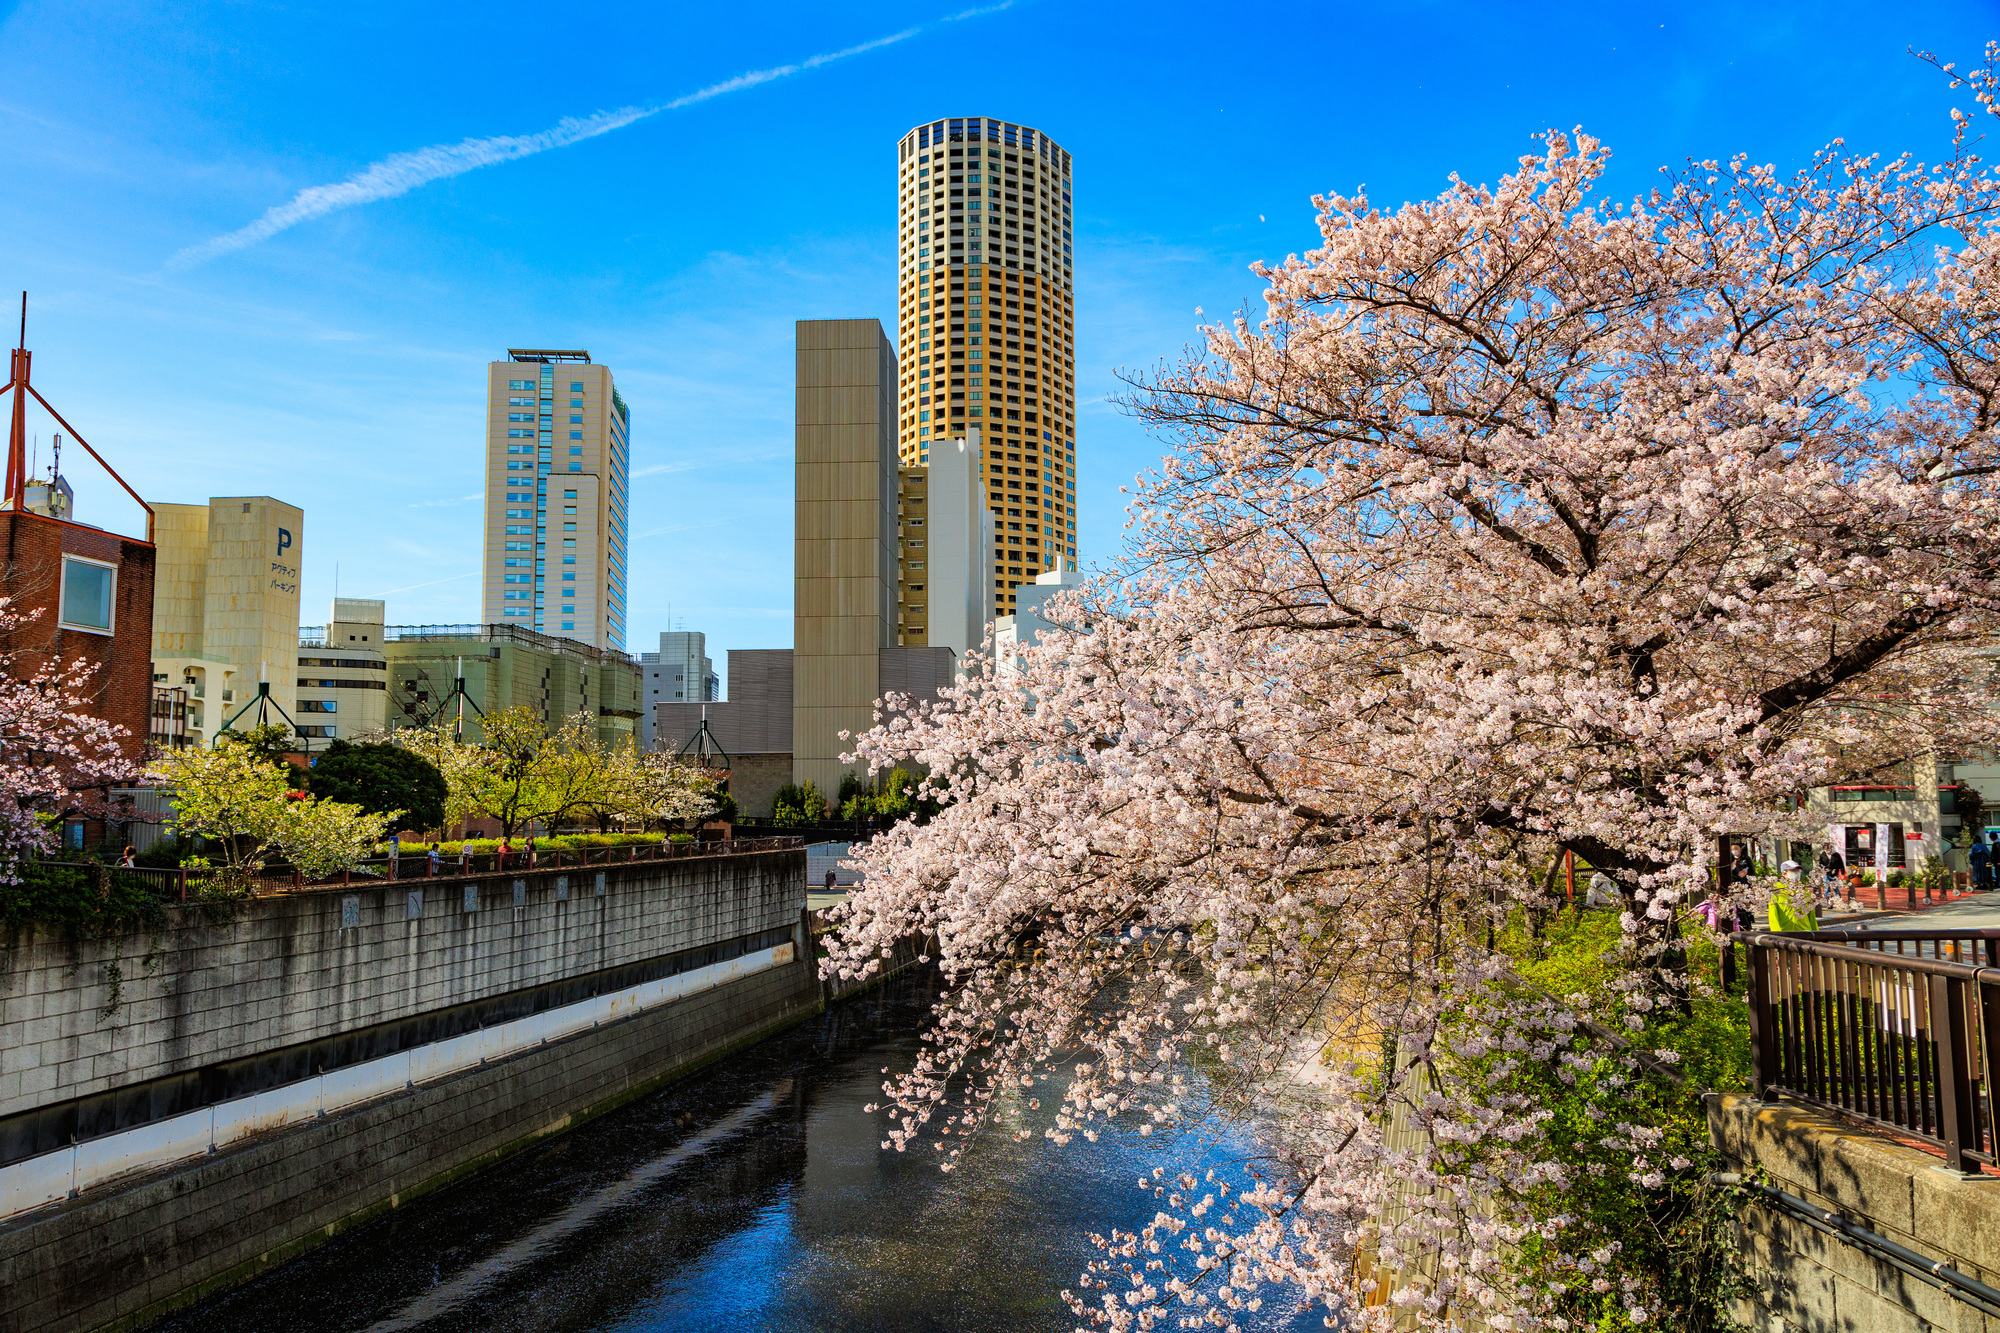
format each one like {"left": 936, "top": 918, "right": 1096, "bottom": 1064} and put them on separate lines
{"left": 1730, "top": 927, "right": 2000, "bottom": 1176}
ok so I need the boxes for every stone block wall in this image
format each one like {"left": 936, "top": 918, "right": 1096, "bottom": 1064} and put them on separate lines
{"left": 0, "top": 950, "right": 821, "bottom": 1333}
{"left": 1709, "top": 1093, "right": 2000, "bottom": 1332}
{"left": 0, "top": 850, "right": 802, "bottom": 1123}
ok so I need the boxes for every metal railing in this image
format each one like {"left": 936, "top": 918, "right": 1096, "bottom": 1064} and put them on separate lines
{"left": 1740, "top": 928, "right": 2000, "bottom": 1174}
{"left": 36, "top": 837, "right": 806, "bottom": 903}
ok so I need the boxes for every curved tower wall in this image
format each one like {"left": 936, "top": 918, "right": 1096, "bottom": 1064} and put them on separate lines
{"left": 893, "top": 117, "right": 1078, "bottom": 620}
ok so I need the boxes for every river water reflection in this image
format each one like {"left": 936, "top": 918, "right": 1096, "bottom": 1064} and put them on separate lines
{"left": 157, "top": 972, "right": 1316, "bottom": 1333}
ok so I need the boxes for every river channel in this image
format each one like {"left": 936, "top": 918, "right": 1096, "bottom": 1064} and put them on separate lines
{"left": 154, "top": 972, "right": 1318, "bottom": 1333}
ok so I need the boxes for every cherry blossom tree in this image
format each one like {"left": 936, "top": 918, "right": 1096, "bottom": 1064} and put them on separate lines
{"left": 0, "top": 602, "right": 137, "bottom": 877}
{"left": 827, "top": 59, "right": 2000, "bottom": 1332}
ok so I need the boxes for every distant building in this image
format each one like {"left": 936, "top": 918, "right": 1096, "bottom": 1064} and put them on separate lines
{"left": 150, "top": 497, "right": 304, "bottom": 748}
{"left": 383, "top": 622, "right": 641, "bottom": 750}
{"left": 638, "top": 631, "right": 718, "bottom": 750}
{"left": 0, "top": 472, "right": 155, "bottom": 762}
{"left": 655, "top": 319, "right": 961, "bottom": 816}
{"left": 993, "top": 566, "right": 1084, "bottom": 672}
{"left": 894, "top": 434, "right": 991, "bottom": 655}
{"left": 295, "top": 599, "right": 388, "bottom": 742}
{"left": 481, "top": 349, "right": 630, "bottom": 650}
{"left": 4, "top": 334, "right": 159, "bottom": 854}
{"left": 893, "top": 116, "right": 1079, "bottom": 618}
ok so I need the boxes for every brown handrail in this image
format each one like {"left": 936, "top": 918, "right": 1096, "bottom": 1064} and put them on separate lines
{"left": 1737, "top": 929, "right": 2000, "bottom": 1174}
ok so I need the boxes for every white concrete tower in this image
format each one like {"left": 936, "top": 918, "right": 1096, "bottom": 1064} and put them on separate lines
{"left": 892, "top": 117, "right": 1078, "bottom": 620}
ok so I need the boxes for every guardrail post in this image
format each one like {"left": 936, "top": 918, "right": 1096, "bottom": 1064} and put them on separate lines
{"left": 1747, "top": 939, "right": 1775, "bottom": 1099}
{"left": 1933, "top": 973, "right": 1980, "bottom": 1174}
{"left": 1980, "top": 975, "right": 2000, "bottom": 1164}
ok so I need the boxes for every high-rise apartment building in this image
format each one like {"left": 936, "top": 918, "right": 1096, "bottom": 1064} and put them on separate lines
{"left": 894, "top": 117, "right": 1079, "bottom": 619}
{"left": 481, "top": 349, "right": 631, "bottom": 651}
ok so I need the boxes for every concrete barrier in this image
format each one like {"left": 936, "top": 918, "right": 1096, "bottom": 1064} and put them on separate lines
{"left": 0, "top": 848, "right": 816, "bottom": 1333}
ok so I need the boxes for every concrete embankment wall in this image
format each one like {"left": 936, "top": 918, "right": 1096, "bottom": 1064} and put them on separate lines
{"left": 1709, "top": 1092, "right": 2000, "bottom": 1332}
{"left": 0, "top": 850, "right": 820, "bottom": 1333}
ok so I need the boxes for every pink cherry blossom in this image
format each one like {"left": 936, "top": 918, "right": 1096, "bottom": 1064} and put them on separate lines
{"left": 827, "top": 50, "right": 2000, "bottom": 1330}
{"left": 0, "top": 600, "right": 137, "bottom": 877}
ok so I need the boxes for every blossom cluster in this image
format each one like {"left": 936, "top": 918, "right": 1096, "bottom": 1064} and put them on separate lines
{"left": 827, "top": 64, "right": 2000, "bottom": 1331}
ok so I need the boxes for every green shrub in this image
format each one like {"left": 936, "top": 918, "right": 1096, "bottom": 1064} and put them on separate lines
{"left": 0, "top": 861, "right": 168, "bottom": 935}
{"left": 1469, "top": 909, "right": 1752, "bottom": 1330}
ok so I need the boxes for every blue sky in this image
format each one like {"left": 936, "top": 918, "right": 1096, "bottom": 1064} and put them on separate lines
{"left": 3, "top": 0, "right": 1996, "bottom": 688}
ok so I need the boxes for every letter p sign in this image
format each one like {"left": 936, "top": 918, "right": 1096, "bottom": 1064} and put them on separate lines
{"left": 277, "top": 528, "right": 292, "bottom": 556}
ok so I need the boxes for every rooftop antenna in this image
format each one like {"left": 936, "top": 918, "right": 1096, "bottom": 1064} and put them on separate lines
{"left": 5, "top": 291, "right": 155, "bottom": 540}
{"left": 216, "top": 658, "right": 307, "bottom": 756}
{"left": 6, "top": 294, "right": 27, "bottom": 508}
{"left": 427, "top": 652, "right": 484, "bottom": 740}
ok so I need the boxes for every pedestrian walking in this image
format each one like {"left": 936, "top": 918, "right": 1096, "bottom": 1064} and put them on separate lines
{"left": 1816, "top": 847, "right": 1846, "bottom": 904}
{"left": 824, "top": 869, "right": 838, "bottom": 893}
{"left": 498, "top": 836, "right": 511, "bottom": 870}
{"left": 1969, "top": 834, "right": 1989, "bottom": 889}
{"left": 427, "top": 843, "right": 440, "bottom": 877}
{"left": 525, "top": 834, "right": 536, "bottom": 868}
{"left": 118, "top": 845, "right": 135, "bottom": 868}
{"left": 1986, "top": 832, "right": 2000, "bottom": 888}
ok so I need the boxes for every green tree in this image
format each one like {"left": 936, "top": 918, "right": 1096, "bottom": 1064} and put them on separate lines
{"left": 469, "top": 705, "right": 558, "bottom": 840}
{"left": 304, "top": 740, "right": 447, "bottom": 835}
{"left": 148, "top": 743, "right": 394, "bottom": 891}
{"left": 772, "top": 780, "right": 826, "bottom": 826}
{"left": 375, "top": 722, "right": 487, "bottom": 833}
{"left": 216, "top": 722, "right": 300, "bottom": 773}
{"left": 874, "top": 766, "right": 916, "bottom": 820}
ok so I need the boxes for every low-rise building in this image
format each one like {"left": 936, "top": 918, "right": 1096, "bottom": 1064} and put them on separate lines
{"left": 383, "top": 622, "right": 642, "bottom": 748}
{"left": 150, "top": 496, "right": 304, "bottom": 746}
{"left": 295, "top": 598, "right": 389, "bottom": 742}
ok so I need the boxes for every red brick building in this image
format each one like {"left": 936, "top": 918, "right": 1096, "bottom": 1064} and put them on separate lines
{"left": 0, "top": 508, "right": 156, "bottom": 762}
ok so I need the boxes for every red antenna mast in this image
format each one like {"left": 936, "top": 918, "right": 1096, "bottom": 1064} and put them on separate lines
{"left": 6, "top": 293, "right": 27, "bottom": 510}
{"left": 4, "top": 293, "right": 154, "bottom": 542}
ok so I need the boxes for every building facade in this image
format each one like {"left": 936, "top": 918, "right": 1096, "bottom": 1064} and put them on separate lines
{"left": 895, "top": 435, "right": 991, "bottom": 654}
{"left": 638, "top": 630, "right": 718, "bottom": 751}
{"left": 650, "top": 320, "right": 965, "bottom": 816}
{"left": 0, "top": 505, "right": 155, "bottom": 764}
{"left": 795, "top": 318, "right": 899, "bottom": 796}
{"left": 150, "top": 497, "right": 304, "bottom": 747}
{"left": 294, "top": 598, "right": 388, "bottom": 742}
{"left": 654, "top": 649, "right": 796, "bottom": 818}
{"left": 893, "top": 116, "right": 1079, "bottom": 620}
{"left": 383, "top": 622, "right": 641, "bottom": 750}
{"left": 481, "top": 350, "right": 631, "bottom": 651}
{"left": 994, "top": 566, "right": 1085, "bottom": 675}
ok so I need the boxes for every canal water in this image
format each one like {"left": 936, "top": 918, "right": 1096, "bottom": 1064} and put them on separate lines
{"left": 156, "top": 972, "right": 1319, "bottom": 1333}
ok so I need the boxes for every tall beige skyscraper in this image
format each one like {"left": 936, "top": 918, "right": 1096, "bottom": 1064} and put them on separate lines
{"left": 894, "top": 117, "right": 1078, "bottom": 618}
{"left": 794, "top": 318, "right": 897, "bottom": 795}
{"left": 480, "top": 349, "right": 631, "bottom": 650}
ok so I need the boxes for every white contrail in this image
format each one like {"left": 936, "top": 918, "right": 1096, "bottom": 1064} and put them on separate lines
{"left": 166, "top": 18, "right": 973, "bottom": 270}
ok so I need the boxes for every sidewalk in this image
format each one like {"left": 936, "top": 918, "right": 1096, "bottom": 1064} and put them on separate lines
{"left": 1824, "top": 887, "right": 2000, "bottom": 930}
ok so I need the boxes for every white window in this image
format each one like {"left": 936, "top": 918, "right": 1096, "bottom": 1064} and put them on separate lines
{"left": 59, "top": 556, "right": 115, "bottom": 634}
